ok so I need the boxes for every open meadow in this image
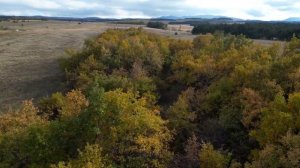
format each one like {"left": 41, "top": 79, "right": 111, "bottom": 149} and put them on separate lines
{"left": 0, "top": 21, "right": 112, "bottom": 110}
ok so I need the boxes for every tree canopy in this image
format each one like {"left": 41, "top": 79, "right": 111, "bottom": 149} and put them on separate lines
{"left": 1, "top": 28, "right": 300, "bottom": 167}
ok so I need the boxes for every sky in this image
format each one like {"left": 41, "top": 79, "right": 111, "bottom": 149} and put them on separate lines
{"left": 0, "top": 0, "right": 300, "bottom": 20}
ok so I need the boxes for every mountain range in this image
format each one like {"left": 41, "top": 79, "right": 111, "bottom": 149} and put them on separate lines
{"left": 157, "top": 15, "right": 245, "bottom": 20}
{"left": 285, "top": 17, "right": 300, "bottom": 22}
{"left": 1, "top": 15, "right": 300, "bottom": 22}
{"left": 159, "top": 15, "right": 300, "bottom": 22}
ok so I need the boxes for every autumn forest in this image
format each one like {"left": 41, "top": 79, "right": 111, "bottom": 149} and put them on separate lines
{"left": 1, "top": 28, "right": 300, "bottom": 168}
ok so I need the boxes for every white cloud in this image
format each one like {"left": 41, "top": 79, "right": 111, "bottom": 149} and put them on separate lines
{"left": 105, "top": 8, "right": 149, "bottom": 18}
{"left": 0, "top": 0, "right": 61, "bottom": 10}
{"left": 183, "top": 0, "right": 299, "bottom": 20}
{"left": 61, "top": 0, "right": 102, "bottom": 10}
{"left": 0, "top": 0, "right": 300, "bottom": 20}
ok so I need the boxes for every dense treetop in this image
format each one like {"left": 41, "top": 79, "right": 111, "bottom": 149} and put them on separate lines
{"left": 1, "top": 28, "right": 300, "bottom": 167}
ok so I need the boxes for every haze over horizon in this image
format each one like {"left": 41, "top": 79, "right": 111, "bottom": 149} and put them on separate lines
{"left": 0, "top": 0, "right": 300, "bottom": 21}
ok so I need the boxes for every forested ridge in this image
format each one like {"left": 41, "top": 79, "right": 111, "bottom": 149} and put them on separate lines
{"left": 1, "top": 28, "right": 300, "bottom": 167}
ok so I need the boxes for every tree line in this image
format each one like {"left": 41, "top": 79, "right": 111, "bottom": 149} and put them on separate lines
{"left": 147, "top": 21, "right": 168, "bottom": 29}
{"left": 192, "top": 22, "right": 300, "bottom": 40}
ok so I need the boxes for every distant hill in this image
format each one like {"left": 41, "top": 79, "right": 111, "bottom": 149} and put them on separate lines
{"left": 1, "top": 14, "right": 299, "bottom": 23}
{"left": 157, "top": 16, "right": 184, "bottom": 20}
{"left": 0, "top": 15, "right": 118, "bottom": 22}
{"left": 157, "top": 15, "right": 230, "bottom": 20}
{"left": 285, "top": 17, "right": 300, "bottom": 22}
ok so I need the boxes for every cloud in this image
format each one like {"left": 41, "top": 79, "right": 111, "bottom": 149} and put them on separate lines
{"left": 0, "top": 0, "right": 61, "bottom": 10}
{"left": 247, "top": 10, "right": 265, "bottom": 17}
{"left": 0, "top": 0, "right": 299, "bottom": 20}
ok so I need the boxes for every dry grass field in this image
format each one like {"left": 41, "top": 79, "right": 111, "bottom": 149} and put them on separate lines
{"left": 0, "top": 21, "right": 133, "bottom": 111}
{"left": 0, "top": 20, "right": 283, "bottom": 111}
{"left": 167, "top": 24, "right": 194, "bottom": 32}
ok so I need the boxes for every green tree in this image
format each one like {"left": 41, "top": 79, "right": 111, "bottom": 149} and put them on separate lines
{"left": 199, "top": 143, "right": 229, "bottom": 168}
{"left": 52, "top": 144, "right": 111, "bottom": 168}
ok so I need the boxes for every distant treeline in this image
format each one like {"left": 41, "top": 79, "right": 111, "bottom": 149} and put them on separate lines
{"left": 0, "top": 16, "right": 48, "bottom": 21}
{"left": 192, "top": 22, "right": 300, "bottom": 40}
{"left": 113, "top": 21, "right": 145, "bottom": 25}
{"left": 147, "top": 21, "right": 167, "bottom": 29}
{"left": 169, "top": 18, "right": 240, "bottom": 25}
